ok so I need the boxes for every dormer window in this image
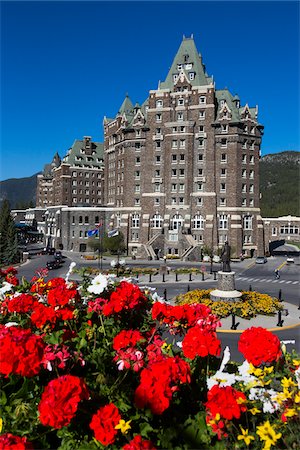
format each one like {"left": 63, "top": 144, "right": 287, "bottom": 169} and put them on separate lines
{"left": 178, "top": 98, "right": 184, "bottom": 106}
{"left": 220, "top": 100, "right": 225, "bottom": 107}
{"left": 173, "top": 74, "right": 178, "bottom": 83}
{"left": 177, "top": 64, "right": 183, "bottom": 70}
{"left": 199, "top": 96, "right": 206, "bottom": 104}
{"left": 156, "top": 99, "right": 163, "bottom": 108}
{"left": 185, "top": 63, "right": 193, "bottom": 70}
{"left": 189, "top": 72, "right": 195, "bottom": 80}
{"left": 221, "top": 124, "right": 228, "bottom": 133}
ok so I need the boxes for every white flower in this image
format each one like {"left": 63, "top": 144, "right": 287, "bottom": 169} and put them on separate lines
{"left": 248, "top": 387, "right": 280, "bottom": 413}
{"left": 207, "top": 346, "right": 237, "bottom": 390}
{"left": 65, "top": 261, "right": 76, "bottom": 282}
{"left": 0, "top": 282, "right": 13, "bottom": 299}
{"left": 151, "top": 292, "right": 165, "bottom": 303}
{"left": 5, "top": 322, "right": 19, "bottom": 328}
{"left": 176, "top": 341, "right": 183, "bottom": 348}
{"left": 236, "top": 360, "right": 257, "bottom": 385}
{"left": 87, "top": 273, "right": 108, "bottom": 295}
{"left": 295, "top": 366, "right": 300, "bottom": 389}
{"left": 119, "top": 259, "right": 126, "bottom": 266}
{"left": 110, "top": 260, "right": 116, "bottom": 267}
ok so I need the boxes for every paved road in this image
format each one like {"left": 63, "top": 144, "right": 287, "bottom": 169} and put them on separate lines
{"left": 15, "top": 249, "right": 300, "bottom": 361}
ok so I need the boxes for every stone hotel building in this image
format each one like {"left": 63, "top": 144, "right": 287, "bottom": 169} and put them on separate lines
{"left": 33, "top": 36, "right": 268, "bottom": 258}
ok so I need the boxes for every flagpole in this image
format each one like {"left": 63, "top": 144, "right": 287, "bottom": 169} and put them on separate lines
{"left": 100, "top": 219, "right": 103, "bottom": 270}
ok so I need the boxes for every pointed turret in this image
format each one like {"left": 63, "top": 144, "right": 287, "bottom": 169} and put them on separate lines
{"left": 118, "top": 94, "right": 134, "bottom": 116}
{"left": 159, "top": 35, "right": 210, "bottom": 89}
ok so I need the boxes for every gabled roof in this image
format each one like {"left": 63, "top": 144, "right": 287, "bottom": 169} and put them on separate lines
{"left": 159, "top": 36, "right": 211, "bottom": 89}
{"left": 62, "top": 140, "right": 104, "bottom": 168}
{"left": 118, "top": 95, "right": 134, "bottom": 115}
{"left": 215, "top": 89, "right": 240, "bottom": 122}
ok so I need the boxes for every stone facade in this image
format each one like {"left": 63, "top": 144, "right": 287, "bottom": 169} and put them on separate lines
{"left": 104, "top": 36, "right": 264, "bottom": 258}
{"left": 263, "top": 215, "right": 300, "bottom": 254}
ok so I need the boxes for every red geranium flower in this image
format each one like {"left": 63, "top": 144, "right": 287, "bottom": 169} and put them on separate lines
{"left": 238, "top": 327, "right": 282, "bottom": 366}
{"left": 7, "top": 293, "right": 39, "bottom": 314}
{"left": 30, "top": 303, "right": 58, "bottom": 329}
{"left": 0, "top": 433, "right": 34, "bottom": 449}
{"left": 123, "top": 435, "right": 156, "bottom": 450}
{"left": 205, "top": 385, "right": 247, "bottom": 420}
{"left": 102, "top": 281, "right": 148, "bottom": 316}
{"left": 90, "top": 403, "right": 121, "bottom": 446}
{"left": 113, "top": 329, "right": 144, "bottom": 351}
{"left": 0, "top": 325, "right": 45, "bottom": 377}
{"left": 38, "top": 375, "right": 89, "bottom": 429}
{"left": 135, "top": 356, "right": 191, "bottom": 414}
{"left": 182, "top": 326, "right": 221, "bottom": 359}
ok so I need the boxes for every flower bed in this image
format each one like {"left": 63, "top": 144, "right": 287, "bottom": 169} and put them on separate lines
{"left": 0, "top": 266, "right": 299, "bottom": 449}
{"left": 176, "top": 289, "right": 283, "bottom": 319}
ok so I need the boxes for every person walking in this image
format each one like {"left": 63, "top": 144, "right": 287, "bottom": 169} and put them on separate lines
{"left": 275, "top": 269, "right": 280, "bottom": 280}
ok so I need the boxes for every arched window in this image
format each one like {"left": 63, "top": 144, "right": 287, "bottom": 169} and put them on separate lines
{"left": 79, "top": 216, "right": 83, "bottom": 224}
{"left": 243, "top": 215, "right": 253, "bottom": 230}
{"left": 84, "top": 216, "right": 89, "bottom": 224}
{"left": 170, "top": 214, "right": 183, "bottom": 230}
{"left": 151, "top": 214, "right": 163, "bottom": 228}
{"left": 131, "top": 213, "right": 140, "bottom": 228}
{"left": 192, "top": 214, "right": 204, "bottom": 230}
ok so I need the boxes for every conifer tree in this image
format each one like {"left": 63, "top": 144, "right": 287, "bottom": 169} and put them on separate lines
{"left": 0, "top": 200, "right": 19, "bottom": 265}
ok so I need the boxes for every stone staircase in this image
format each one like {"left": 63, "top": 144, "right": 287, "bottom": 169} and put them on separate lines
{"left": 181, "top": 234, "right": 199, "bottom": 260}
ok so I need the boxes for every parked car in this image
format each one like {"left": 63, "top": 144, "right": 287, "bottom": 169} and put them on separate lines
{"left": 286, "top": 257, "right": 295, "bottom": 263}
{"left": 46, "top": 260, "right": 60, "bottom": 270}
{"left": 255, "top": 256, "right": 267, "bottom": 264}
{"left": 54, "top": 251, "right": 63, "bottom": 261}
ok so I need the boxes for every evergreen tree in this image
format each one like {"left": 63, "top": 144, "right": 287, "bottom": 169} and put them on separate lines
{"left": 103, "top": 231, "right": 125, "bottom": 255}
{"left": 0, "top": 200, "right": 19, "bottom": 266}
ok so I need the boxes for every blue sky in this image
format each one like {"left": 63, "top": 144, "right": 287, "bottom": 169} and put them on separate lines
{"left": 1, "top": 1, "right": 299, "bottom": 180}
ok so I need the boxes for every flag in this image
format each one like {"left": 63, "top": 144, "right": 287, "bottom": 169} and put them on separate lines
{"left": 87, "top": 228, "right": 99, "bottom": 238}
{"left": 107, "top": 229, "right": 119, "bottom": 238}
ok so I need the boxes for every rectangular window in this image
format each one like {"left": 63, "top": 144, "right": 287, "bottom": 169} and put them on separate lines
{"left": 180, "top": 154, "right": 185, "bottom": 161}
{"left": 197, "top": 183, "right": 203, "bottom": 191}
{"left": 242, "top": 154, "right": 247, "bottom": 164}
{"left": 156, "top": 113, "right": 162, "bottom": 122}
{"left": 172, "top": 140, "right": 177, "bottom": 148}
{"left": 135, "top": 157, "right": 140, "bottom": 165}
{"left": 154, "top": 198, "right": 160, "bottom": 205}
{"left": 177, "top": 112, "right": 183, "bottom": 122}
{"left": 135, "top": 170, "right": 140, "bottom": 179}
{"left": 249, "top": 199, "right": 254, "bottom": 207}
{"left": 180, "top": 140, "right": 185, "bottom": 148}
{"left": 198, "top": 168, "right": 203, "bottom": 176}
{"left": 179, "top": 168, "right": 185, "bottom": 177}
{"left": 171, "top": 197, "right": 176, "bottom": 205}
{"left": 249, "top": 170, "right": 254, "bottom": 179}
{"left": 221, "top": 153, "right": 227, "bottom": 163}
{"left": 135, "top": 185, "right": 140, "bottom": 193}
{"left": 155, "top": 170, "right": 160, "bottom": 177}
{"left": 154, "top": 184, "right": 160, "bottom": 192}
{"left": 179, "top": 197, "right": 184, "bottom": 204}
{"left": 221, "top": 138, "right": 227, "bottom": 148}
{"left": 198, "top": 138, "right": 204, "bottom": 148}
{"left": 189, "top": 72, "right": 195, "bottom": 80}
{"left": 242, "top": 184, "right": 247, "bottom": 193}
{"left": 221, "top": 168, "right": 226, "bottom": 178}
{"left": 172, "top": 154, "right": 177, "bottom": 162}
{"left": 249, "top": 155, "right": 254, "bottom": 164}
{"left": 197, "top": 197, "right": 203, "bottom": 206}
{"left": 249, "top": 184, "right": 254, "bottom": 193}
{"left": 221, "top": 124, "right": 228, "bottom": 133}
{"left": 220, "top": 198, "right": 226, "bottom": 206}
{"left": 199, "top": 125, "right": 204, "bottom": 132}
{"left": 171, "top": 183, "right": 177, "bottom": 192}
{"left": 156, "top": 99, "right": 163, "bottom": 108}
{"left": 242, "top": 169, "right": 247, "bottom": 178}
{"left": 155, "top": 155, "right": 161, "bottom": 164}
{"left": 199, "top": 111, "right": 205, "bottom": 119}
{"left": 179, "top": 183, "right": 185, "bottom": 192}
{"left": 156, "top": 128, "right": 161, "bottom": 135}
{"left": 199, "top": 96, "right": 206, "bottom": 104}
{"left": 135, "top": 198, "right": 140, "bottom": 206}
{"left": 178, "top": 98, "right": 184, "bottom": 106}
{"left": 171, "top": 169, "right": 177, "bottom": 177}
{"left": 242, "top": 198, "right": 247, "bottom": 206}
{"left": 198, "top": 154, "right": 203, "bottom": 162}
{"left": 220, "top": 183, "right": 226, "bottom": 192}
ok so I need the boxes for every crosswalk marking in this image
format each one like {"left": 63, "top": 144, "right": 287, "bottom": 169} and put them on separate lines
{"left": 292, "top": 281, "right": 298, "bottom": 285}
{"left": 279, "top": 280, "right": 285, "bottom": 284}
{"left": 286, "top": 281, "right": 292, "bottom": 284}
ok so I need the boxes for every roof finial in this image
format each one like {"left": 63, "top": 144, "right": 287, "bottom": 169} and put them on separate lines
{"left": 183, "top": 34, "right": 185, "bottom": 39}
{"left": 191, "top": 33, "right": 194, "bottom": 39}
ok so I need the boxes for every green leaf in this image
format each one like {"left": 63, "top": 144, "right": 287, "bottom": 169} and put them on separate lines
{"left": 139, "top": 421, "right": 154, "bottom": 438}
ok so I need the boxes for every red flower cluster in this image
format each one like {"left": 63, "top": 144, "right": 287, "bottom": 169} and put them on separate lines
{"left": 205, "top": 411, "right": 228, "bottom": 440}
{"left": 0, "top": 325, "right": 45, "bottom": 377}
{"left": 0, "top": 267, "right": 19, "bottom": 286}
{"left": 41, "top": 343, "right": 85, "bottom": 371}
{"left": 205, "top": 385, "right": 247, "bottom": 420}
{"left": 113, "top": 329, "right": 144, "bottom": 351}
{"left": 182, "top": 326, "right": 221, "bottom": 360}
{"left": 152, "top": 302, "right": 219, "bottom": 334}
{"left": 7, "top": 293, "right": 38, "bottom": 314}
{"left": 30, "top": 303, "right": 58, "bottom": 329}
{"left": 0, "top": 433, "right": 34, "bottom": 449}
{"left": 123, "top": 435, "right": 156, "bottom": 450}
{"left": 90, "top": 403, "right": 121, "bottom": 446}
{"left": 87, "top": 297, "right": 107, "bottom": 314}
{"left": 38, "top": 375, "right": 89, "bottom": 428}
{"left": 238, "top": 326, "right": 282, "bottom": 366}
{"left": 135, "top": 356, "right": 191, "bottom": 414}
{"left": 47, "top": 278, "right": 79, "bottom": 307}
{"left": 103, "top": 281, "right": 148, "bottom": 316}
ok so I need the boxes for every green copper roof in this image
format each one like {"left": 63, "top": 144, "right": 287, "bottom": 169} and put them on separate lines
{"left": 63, "top": 140, "right": 104, "bottom": 168}
{"left": 159, "top": 36, "right": 210, "bottom": 89}
{"left": 215, "top": 89, "right": 240, "bottom": 122}
{"left": 118, "top": 95, "right": 134, "bottom": 115}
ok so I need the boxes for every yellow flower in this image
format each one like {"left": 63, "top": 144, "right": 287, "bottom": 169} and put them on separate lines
{"left": 115, "top": 419, "right": 131, "bottom": 434}
{"left": 0, "top": 418, "right": 2, "bottom": 433}
{"left": 294, "top": 393, "right": 300, "bottom": 403}
{"left": 249, "top": 407, "right": 260, "bottom": 415}
{"left": 256, "top": 420, "right": 282, "bottom": 450}
{"left": 292, "top": 358, "right": 300, "bottom": 366}
{"left": 284, "top": 408, "right": 297, "bottom": 418}
{"left": 283, "top": 388, "right": 294, "bottom": 399}
{"left": 238, "top": 427, "right": 255, "bottom": 446}
{"left": 281, "top": 377, "right": 297, "bottom": 389}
